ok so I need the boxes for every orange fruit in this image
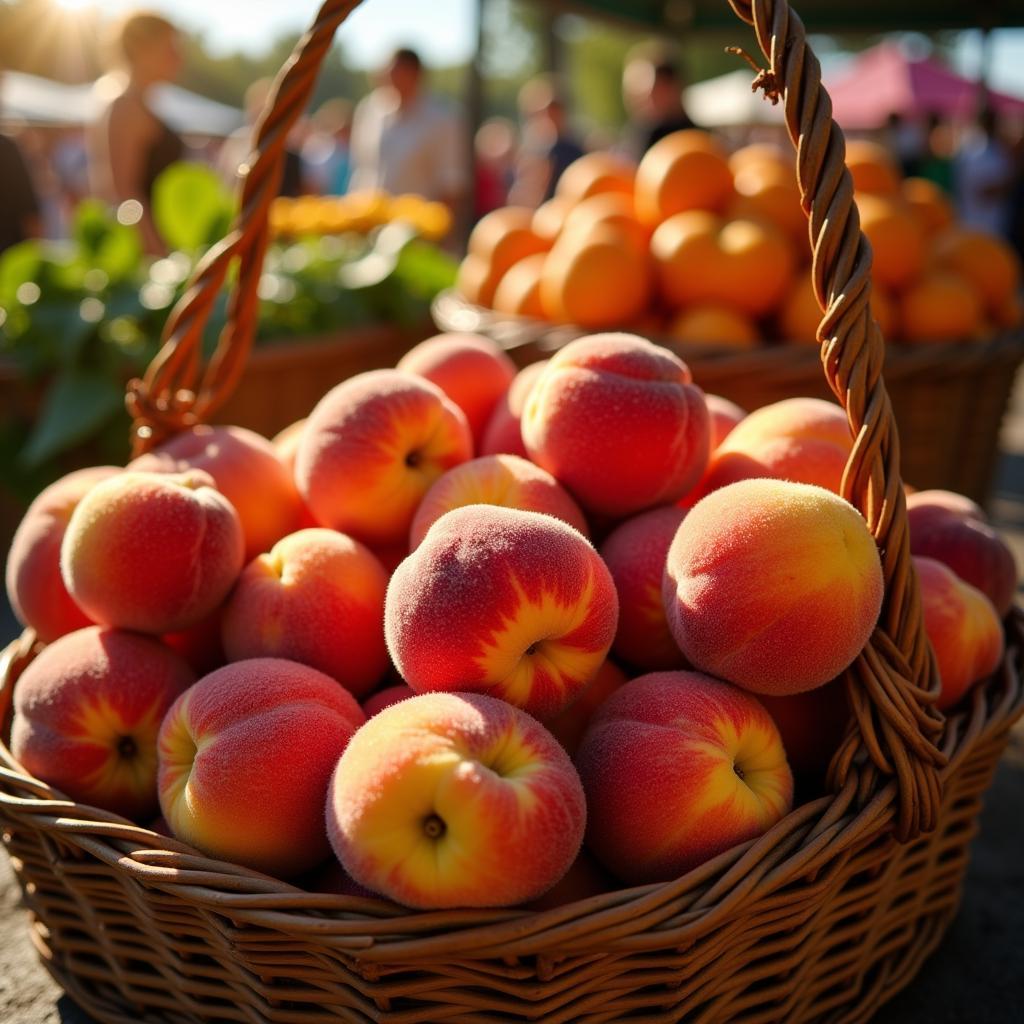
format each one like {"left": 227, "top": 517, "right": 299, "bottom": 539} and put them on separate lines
{"left": 845, "top": 140, "right": 901, "bottom": 195}
{"left": 540, "top": 226, "right": 651, "bottom": 329}
{"left": 899, "top": 271, "right": 982, "bottom": 343}
{"left": 729, "top": 162, "right": 807, "bottom": 248}
{"left": 555, "top": 152, "right": 635, "bottom": 203}
{"left": 651, "top": 212, "right": 795, "bottom": 317}
{"left": 728, "top": 143, "right": 794, "bottom": 178}
{"left": 779, "top": 273, "right": 897, "bottom": 344}
{"left": 668, "top": 305, "right": 759, "bottom": 349}
{"left": 994, "top": 293, "right": 1023, "bottom": 331}
{"left": 492, "top": 253, "right": 547, "bottom": 320}
{"left": 932, "top": 229, "right": 1022, "bottom": 316}
{"left": 635, "top": 130, "right": 734, "bottom": 227}
{"left": 871, "top": 285, "right": 898, "bottom": 341}
{"left": 456, "top": 254, "right": 502, "bottom": 308}
{"left": 901, "top": 178, "right": 954, "bottom": 238}
{"left": 856, "top": 193, "right": 925, "bottom": 292}
{"left": 560, "top": 192, "right": 649, "bottom": 256}
{"left": 468, "top": 206, "right": 549, "bottom": 279}
{"left": 532, "top": 196, "right": 574, "bottom": 243}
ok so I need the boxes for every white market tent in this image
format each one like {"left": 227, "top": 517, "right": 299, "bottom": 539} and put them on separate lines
{"left": 683, "top": 68, "right": 786, "bottom": 129}
{"left": 0, "top": 71, "right": 242, "bottom": 137}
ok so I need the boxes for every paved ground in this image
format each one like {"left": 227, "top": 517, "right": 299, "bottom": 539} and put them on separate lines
{"left": 3, "top": 407, "right": 1024, "bottom": 1022}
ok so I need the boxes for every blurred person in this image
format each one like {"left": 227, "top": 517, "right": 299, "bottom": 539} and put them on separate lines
{"left": 0, "top": 120, "right": 42, "bottom": 252}
{"left": 218, "top": 78, "right": 305, "bottom": 198}
{"left": 918, "top": 112, "right": 955, "bottom": 194}
{"left": 508, "top": 75, "right": 583, "bottom": 207}
{"left": 1007, "top": 120, "right": 1024, "bottom": 261}
{"left": 883, "top": 111, "right": 928, "bottom": 179}
{"left": 349, "top": 47, "right": 466, "bottom": 208}
{"left": 474, "top": 116, "right": 516, "bottom": 219}
{"left": 954, "top": 104, "right": 1015, "bottom": 238}
{"left": 86, "top": 11, "right": 185, "bottom": 253}
{"left": 302, "top": 98, "right": 353, "bottom": 195}
{"left": 622, "top": 45, "right": 696, "bottom": 159}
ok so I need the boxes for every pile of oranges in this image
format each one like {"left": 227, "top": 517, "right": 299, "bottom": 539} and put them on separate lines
{"left": 270, "top": 191, "right": 453, "bottom": 242}
{"left": 457, "top": 131, "right": 1023, "bottom": 348}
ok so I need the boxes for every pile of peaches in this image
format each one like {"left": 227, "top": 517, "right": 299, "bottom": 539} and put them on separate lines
{"left": 457, "top": 131, "right": 1022, "bottom": 349}
{"left": 5, "top": 330, "right": 1016, "bottom": 909}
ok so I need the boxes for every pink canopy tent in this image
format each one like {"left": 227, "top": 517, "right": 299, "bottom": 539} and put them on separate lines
{"left": 825, "top": 42, "right": 1024, "bottom": 130}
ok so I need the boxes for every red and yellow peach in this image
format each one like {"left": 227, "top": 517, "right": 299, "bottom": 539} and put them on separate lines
{"left": 386, "top": 505, "right": 617, "bottom": 719}
{"left": 479, "top": 359, "right": 548, "bottom": 459}
{"left": 664, "top": 479, "right": 884, "bottom": 695}
{"left": 577, "top": 671, "right": 793, "bottom": 883}
{"left": 221, "top": 528, "right": 389, "bottom": 698}
{"left": 61, "top": 470, "right": 245, "bottom": 635}
{"left": 326, "top": 691, "right": 586, "bottom": 908}
{"left": 11, "top": 627, "right": 195, "bottom": 820}
{"left": 522, "top": 333, "right": 710, "bottom": 517}
{"left": 158, "top": 658, "right": 365, "bottom": 876}
{"left": 295, "top": 369, "right": 472, "bottom": 546}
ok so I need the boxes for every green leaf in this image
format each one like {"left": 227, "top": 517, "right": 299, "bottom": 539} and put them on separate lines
{"left": 152, "top": 162, "right": 234, "bottom": 253}
{"left": 19, "top": 367, "right": 125, "bottom": 467}
{"left": 0, "top": 240, "right": 43, "bottom": 305}
{"left": 73, "top": 198, "right": 115, "bottom": 255}
{"left": 96, "top": 222, "right": 144, "bottom": 282}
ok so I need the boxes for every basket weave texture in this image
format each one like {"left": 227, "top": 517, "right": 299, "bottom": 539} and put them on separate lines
{"left": 2, "top": 1, "right": 1023, "bottom": 1022}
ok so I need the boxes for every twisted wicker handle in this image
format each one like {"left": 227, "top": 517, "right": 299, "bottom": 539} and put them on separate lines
{"left": 126, "top": 0, "right": 946, "bottom": 840}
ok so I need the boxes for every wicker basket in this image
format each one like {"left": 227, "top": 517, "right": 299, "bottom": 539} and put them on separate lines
{"left": 432, "top": 301, "right": 1024, "bottom": 512}
{"left": 2, "top": 1, "right": 1023, "bottom": 1022}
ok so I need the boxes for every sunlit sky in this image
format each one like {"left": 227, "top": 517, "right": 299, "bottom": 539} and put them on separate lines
{"left": 53, "top": 0, "right": 1024, "bottom": 94}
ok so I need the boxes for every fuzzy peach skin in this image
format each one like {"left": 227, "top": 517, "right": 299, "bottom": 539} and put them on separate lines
{"left": 61, "top": 470, "right": 245, "bottom": 635}
{"left": 757, "top": 681, "right": 850, "bottom": 778}
{"left": 11, "top": 627, "right": 195, "bottom": 820}
{"left": 130, "top": 424, "right": 304, "bottom": 561}
{"left": 600, "top": 506, "right": 688, "bottom": 671}
{"left": 295, "top": 369, "right": 473, "bottom": 546}
{"left": 908, "top": 493, "right": 1017, "bottom": 617}
{"left": 545, "top": 660, "right": 629, "bottom": 757}
{"left": 907, "top": 488, "right": 986, "bottom": 522}
{"left": 576, "top": 671, "right": 793, "bottom": 884}
{"left": 521, "top": 333, "right": 710, "bottom": 518}
{"left": 272, "top": 418, "right": 306, "bottom": 474}
{"left": 221, "top": 528, "right": 389, "bottom": 698}
{"left": 158, "top": 658, "right": 365, "bottom": 876}
{"left": 397, "top": 333, "right": 517, "bottom": 446}
{"left": 914, "top": 556, "right": 1004, "bottom": 711}
{"left": 693, "top": 397, "right": 852, "bottom": 502}
{"left": 386, "top": 506, "right": 618, "bottom": 719}
{"left": 479, "top": 360, "right": 548, "bottom": 458}
{"left": 705, "top": 394, "right": 746, "bottom": 450}
{"left": 362, "top": 684, "right": 417, "bottom": 717}
{"left": 5, "top": 465, "right": 119, "bottom": 642}
{"left": 664, "top": 480, "right": 884, "bottom": 696}
{"left": 326, "top": 691, "right": 586, "bottom": 908}
{"left": 409, "top": 454, "right": 589, "bottom": 549}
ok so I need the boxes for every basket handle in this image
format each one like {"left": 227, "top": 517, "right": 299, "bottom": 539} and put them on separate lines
{"left": 126, "top": 0, "right": 946, "bottom": 840}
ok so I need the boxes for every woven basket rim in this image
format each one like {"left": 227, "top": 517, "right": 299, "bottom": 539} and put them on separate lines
{"left": 2, "top": 617, "right": 1022, "bottom": 962}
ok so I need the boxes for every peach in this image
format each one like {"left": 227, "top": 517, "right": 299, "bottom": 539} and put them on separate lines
{"left": 600, "top": 506, "right": 688, "bottom": 671}
{"left": 705, "top": 394, "right": 745, "bottom": 450}
{"left": 326, "top": 691, "right": 586, "bottom": 908}
{"left": 410, "top": 454, "right": 589, "bottom": 549}
{"left": 158, "top": 658, "right": 365, "bottom": 876}
{"left": 162, "top": 606, "right": 225, "bottom": 676}
{"left": 5, "top": 465, "right": 119, "bottom": 642}
{"left": 545, "top": 659, "right": 629, "bottom": 757}
{"left": 695, "top": 397, "right": 852, "bottom": 500}
{"left": 386, "top": 505, "right": 617, "bottom": 719}
{"left": 61, "top": 470, "right": 245, "bottom": 635}
{"left": 914, "top": 556, "right": 1004, "bottom": 711}
{"left": 577, "top": 671, "right": 793, "bottom": 883}
{"left": 907, "top": 489, "right": 986, "bottom": 522}
{"left": 362, "top": 684, "right": 416, "bottom": 717}
{"left": 397, "top": 333, "right": 517, "bottom": 446}
{"left": 295, "top": 369, "right": 473, "bottom": 546}
{"left": 130, "top": 424, "right": 304, "bottom": 561}
{"left": 479, "top": 360, "right": 548, "bottom": 459}
{"left": 908, "top": 495, "right": 1017, "bottom": 617}
{"left": 664, "top": 479, "right": 884, "bottom": 695}
{"left": 757, "top": 681, "right": 850, "bottom": 778}
{"left": 11, "top": 627, "right": 195, "bottom": 820}
{"left": 522, "top": 333, "right": 710, "bottom": 517}
{"left": 272, "top": 418, "right": 306, "bottom": 474}
{"left": 221, "top": 529, "right": 389, "bottom": 698}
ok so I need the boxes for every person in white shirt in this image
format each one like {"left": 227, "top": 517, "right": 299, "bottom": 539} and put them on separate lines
{"left": 349, "top": 48, "right": 467, "bottom": 210}
{"left": 954, "top": 106, "right": 1015, "bottom": 239}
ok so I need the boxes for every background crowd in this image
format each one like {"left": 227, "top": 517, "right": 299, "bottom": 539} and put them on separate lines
{"left": 2, "top": 7, "right": 1024, "bottom": 260}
